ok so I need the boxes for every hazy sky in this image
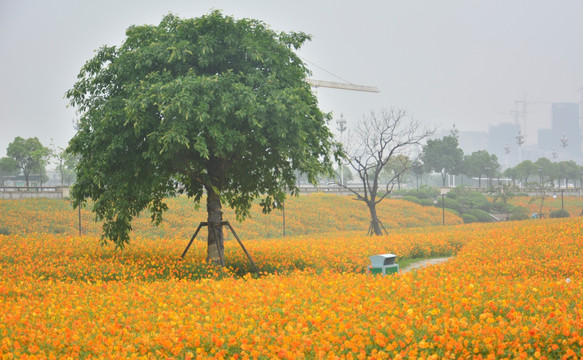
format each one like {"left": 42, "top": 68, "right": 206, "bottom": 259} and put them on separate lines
{"left": 1, "top": 0, "right": 582, "bottom": 159}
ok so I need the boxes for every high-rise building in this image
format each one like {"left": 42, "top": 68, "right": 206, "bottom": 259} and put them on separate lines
{"left": 487, "top": 123, "right": 521, "bottom": 167}
{"left": 548, "top": 103, "right": 580, "bottom": 157}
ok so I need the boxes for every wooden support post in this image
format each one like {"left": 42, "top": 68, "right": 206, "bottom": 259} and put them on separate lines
{"left": 180, "top": 222, "right": 205, "bottom": 259}
{"left": 180, "top": 221, "right": 259, "bottom": 273}
{"left": 224, "top": 221, "right": 259, "bottom": 273}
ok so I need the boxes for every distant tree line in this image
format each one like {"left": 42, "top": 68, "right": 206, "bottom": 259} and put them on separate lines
{"left": 0, "top": 137, "right": 78, "bottom": 187}
{"left": 418, "top": 135, "right": 583, "bottom": 189}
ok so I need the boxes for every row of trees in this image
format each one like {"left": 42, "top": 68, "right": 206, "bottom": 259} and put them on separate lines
{"left": 0, "top": 137, "right": 78, "bottom": 187}
{"left": 421, "top": 135, "right": 583, "bottom": 188}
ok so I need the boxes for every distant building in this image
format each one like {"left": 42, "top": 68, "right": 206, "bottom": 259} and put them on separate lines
{"left": 458, "top": 131, "right": 488, "bottom": 155}
{"left": 487, "top": 123, "right": 521, "bottom": 167}
{"left": 538, "top": 103, "right": 581, "bottom": 160}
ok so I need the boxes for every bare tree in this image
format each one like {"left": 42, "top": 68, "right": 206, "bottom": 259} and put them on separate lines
{"left": 341, "top": 109, "right": 434, "bottom": 235}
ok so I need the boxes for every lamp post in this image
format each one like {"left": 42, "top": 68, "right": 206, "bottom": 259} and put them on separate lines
{"left": 553, "top": 189, "right": 565, "bottom": 210}
{"left": 516, "top": 131, "right": 525, "bottom": 163}
{"left": 434, "top": 194, "right": 446, "bottom": 225}
{"left": 336, "top": 114, "right": 347, "bottom": 186}
{"left": 441, "top": 194, "right": 445, "bottom": 225}
{"left": 504, "top": 144, "right": 510, "bottom": 170}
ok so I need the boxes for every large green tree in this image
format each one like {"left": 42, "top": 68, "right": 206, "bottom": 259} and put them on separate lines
{"left": 66, "top": 12, "right": 340, "bottom": 264}
{"left": 512, "top": 160, "right": 538, "bottom": 186}
{"left": 421, "top": 135, "right": 463, "bottom": 187}
{"left": 462, "top": 150, "right": 499, "bottom": 188}
{"left": 6, "top": 137, "right": 50, "bottom": 187}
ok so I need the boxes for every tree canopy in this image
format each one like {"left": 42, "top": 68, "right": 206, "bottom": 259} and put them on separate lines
{"left": 66, "top": 11, "right": 340, "bottom": 261}
{"left": 6, "top": 137, "right": 50, "bottom": 187}
{"left": 421, "top": 135, "right": 463, "bottom": 187}
{"left": 463, "top": 150, "right": 499, "bottom": 188}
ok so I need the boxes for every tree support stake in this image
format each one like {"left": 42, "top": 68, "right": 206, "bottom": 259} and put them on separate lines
{"left": 367, "top": 219, "right": 388, "bottom": 236}
{"left": 181, "top": 221, "right": 259, "bottom": 273}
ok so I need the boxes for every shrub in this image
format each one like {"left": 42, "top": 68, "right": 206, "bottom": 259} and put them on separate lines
{"left": 442, "top": 198, "right": 463, "bottom": 213}
{"left": 465, "top": 209, "right": 492, "bottom": 222}
{"left": 0, "top": 227, "right": 10, "bottom": 235}
{"left": 405, "top": 187, "right": 439, "bottom": 200}
{"left": 402, "top": 196, "right": 421, "bottom": 205}
{"left": 549, "top": 209, "right": 570, "bottom": 218}
{"left": 419, "top": 199, "right": 436, "bottom": 207}
{"left": 461, "top": 214, "right": 479, "bottom": 223}
{"left": 445, "top": 208, "right": 460, "bottom": 217}
{"left": 506, "top": 206, "right": 530, "bottom": 221}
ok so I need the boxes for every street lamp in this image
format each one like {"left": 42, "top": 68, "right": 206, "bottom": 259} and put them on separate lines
{"left": 561, "top": 134, "right": 568, "bottom": 149}
{"left": 434, "top": 194, "right": 446, "bottom": 225}
{"left": 516, "top": 131, "right": 525, "bottom": 163}
{"left": 553, "top": 189, "right": 564, "bottom": 210}
{"left": 336, "top": 114, "right": 347, "bottom": 186}
{"left": 504, "top": 144, "right": 510, "bottom": 170}
{"left": 450, "top": 123, "right": 459, "bottom": 139}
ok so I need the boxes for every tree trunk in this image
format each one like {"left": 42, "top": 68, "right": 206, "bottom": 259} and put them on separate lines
{"left": 367, "top": 202, "right": 382, "bottom": 235}
{"left": 206, "top": 187, "right": 225, "bottom": 266}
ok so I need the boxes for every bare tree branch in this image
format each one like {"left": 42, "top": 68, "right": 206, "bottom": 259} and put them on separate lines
{"left": 340, "top": 108, "right": 434, "bottom": 235}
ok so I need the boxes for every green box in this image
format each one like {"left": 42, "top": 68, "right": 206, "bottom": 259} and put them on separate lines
{"left": 369, "top": 264, "right": 399, "bottom": 275}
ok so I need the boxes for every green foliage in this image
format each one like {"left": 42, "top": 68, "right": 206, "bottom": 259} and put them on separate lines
{"left": 405, "top": 187, "right": 439, "bottom": 200}
{"left": 449, "top": 187, "right": 492, "bottom": 211}
{"left": 0, "top": 157, "right": 19, "bottom": 176}
{"left": 419, "top": 199, "right": 435, "bottom": 207}
{"left": 0, "top": 227, "right": 10, "bottom": 235}
{"left": 462, "top": 150, "right": 499, "bottom": 186}
{"left": 51, "top": 144, "right": 79, "bottom": 186}
{"left": 0, "top": 157, "right": 19, "bottom": 185}
{"left": 549, "top": 209, "right": 570, "bottom": 218}
{"left": 401, "top": 196, "right": 421, "bottom": 205}
{"left": 435, "top": 197, "right": 463, "bottom": 213}
{"left": 5, "top": 137, "right": 50, "bottom": 186}
{"left": 465, "top": 209, "right": 492, "bottom": 222}
{"left": 445, "top": 208, "right": 460, "bottom": 217}
{"left": 461, "top": 214, "right": 479, "bottom": 223}
{"left": 66, "top": 11, "right": 340, "bottom": 248}
{"left": 421, "top": 136, "right": 463, "bottom": 186}
{"left": 508, "top": 210, "right": 530, "bottom": 221}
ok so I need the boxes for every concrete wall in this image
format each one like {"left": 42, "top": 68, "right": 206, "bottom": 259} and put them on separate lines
{"left": 0, "top": 187, "right": 70, "bottom": 200}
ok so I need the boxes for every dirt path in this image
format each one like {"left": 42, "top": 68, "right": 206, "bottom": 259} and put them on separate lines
{"left": 400, "top": 257, "right": 451, "bottom": 273}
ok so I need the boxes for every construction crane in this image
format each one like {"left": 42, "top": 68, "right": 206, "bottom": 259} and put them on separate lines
{"left": 306, "top": 79, "right": 380, "bottom": 93}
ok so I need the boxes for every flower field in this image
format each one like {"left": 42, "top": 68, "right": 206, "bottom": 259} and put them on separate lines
{"left": 0, "top": 194, "right": 462, "bottom": 240}
{"left": 1, "top": 198, "right": 583, "bottom": 359}
{"left": 507, "top": 195, "right": 583, "bottom": 218}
